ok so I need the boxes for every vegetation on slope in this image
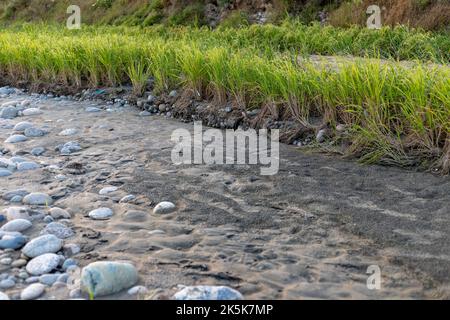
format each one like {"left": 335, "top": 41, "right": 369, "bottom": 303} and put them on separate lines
{"left": 0, "top": 24, "right": 448, "bottom": 172}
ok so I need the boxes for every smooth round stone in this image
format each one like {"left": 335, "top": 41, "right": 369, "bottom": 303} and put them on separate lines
{"left": 0, "top": 258, "right": 12, "bottom": 266}
{"left": 58, "top": 128, "right": 78, "bottom": 136}
{"left": 119, "top": 195, "right": 135, "bottom": 203}
{"left": 5, "top": 135, "right": 28, "bottom": 143}
{"left": 25, "top": 276, "right": 39, "bottom": 284}
{"left": 2, "top": 189, "right": 29, "bottom": 201}
{"left": 22, "top": 108, "right": 42, "bottom": 116}
{"left": 3, "top": 207, "right": 30, "bottom": 221}
{"left": 128, "top": 285, "right": 148, "bottom": 295}
{"left": 43, "top": 216, "right": 54, "bottom": 223}
{"left": 11, "top": 259, "right": 27, "bottom": 268}
{"left": 49, "top": 207, "right": 71, "bottom": 219}
{"left": 0, "top": 291, "right": 9, "bottom": 300}
{"left": 39, "top": 274, "right": 59, "bottom": 286}
{"left": 60, "top": 141, "right": 81, "bottom": 155}
{"left": 173, "top": 285, "right": 244, "bottom": 300}
{"left": 85, "top": 107, "right": 101, "bottom": 113}
{"left": 13, "top": 121, "right": 33, "bottom": 132}
{"left": 62, "top": 258, "right": 77, "bottom": 271}
{"left": 10, "top": 156, "right": 27, "bottom": 163}
{"left": 0, "top": 219, "right": 32, "bottom": 232}
{"left": 21, "top": 283, "right": 45, "bottom": 300}
{"left": 31, "top": 147, "right": 45, "bottom": 156}
{"left": 88, "top": 208, "right": 113, "bottom": 220}
{"left": 62, "top": 243, "right": 80, "bottom": 257}
{"left": 57, "top": 273, "right": 69, "bottom": 283}
{"left": 17, "top": 162, "right": 40, "bottom": 171}
{"left": 22, "top": 234, "right": 63, "bottom": 258}
{"left": 139, "top": 111, "right": 151, "bottom": 117}
{"left": 26, "top": 253, "right": 60, "bottom": 276}
{"left": 24, "top": 127, "right": 46, "bottom": 137}
{"left": 23, "top": 193, "right": 53, "bottom": 206}
{"left": 40, "top": 222, "right": 74, "bottom": 239}
{"left": 0, "top": 169, "right": 12, "bottom": 177}
{"left": 153, "top": 201, "right": 176, "bottom": 214}
{"left": 0, "top": 106, "right": 18, "bottom": 119}
{"left": 99, "top": 186, "right": 118, "bottom": 195}
{"left": 81, "top": 261, "right": 138, "bottom": 297}
{"left": 0, "top": 278, "right": 15, "bottom": 289}
{"left": 0, "top": 234, "right": 27, "bottom": 250}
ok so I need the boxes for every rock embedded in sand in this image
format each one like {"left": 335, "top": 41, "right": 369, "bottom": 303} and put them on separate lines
{"left": 31, "top": 147, "right": 45, "bottom": 156}
{"left": 153, "top": 201, "right": 176, "bottom": 214}
{"left": 49, "top": 207, "right": 71, "bottom": 219}
{"left": 23, "top": 193, "right": 53, "bottom": 206}
{"left": 26, "top": 253, "right": 60, "bottom": 276}
{"left": 13, "top": 121, "right": 33, "bottom": 132}
{"left": 39, "top": 274, "right": 59, "bottom": 286}
{"left": 22, "top": 234, "right": 63, "bottom": 258}
{"left": 0, "top": 219, "right": 32, "bottom": 232}
{"left": 99, "top": 186, "right": 118, "bottom": 195}
{"left": 119, "top": 194, "right": 135, "bottom": 203}
{"left": 58, "top": 128, "right": 78, "bottom": 136}
{"left": 128, "top": 285, "right": 148, "bottom": 295}
{"left": 40, "top": 222, "right": 74, "bottom": 239}
{"left": 173, "top": 285, "right": 244, "bottom": 300}
{"left": 88, "top": 207, "right": 113, "bottom": 220}
{"left": 59, "top": 141, "right": 82, "bottom": 155}
{"left": 0, "top": 278, "right": 15, "bottom": 289}
{"left": 3, "top": 189, "right": 29, "bottom": 201}
{"left": 5, "top": 134, "right": 28, "bottom": 144}
{"left": 24, "top": 127, "right": 46, "bottom": 137}
{"left": 17, "top": 161, "right": 40, "bottom": 171}
{"left": 81, "top": 261, "right": 138, "bottom": 297}
{"left": 22, "top": 108, "right": 42, "bottom": 116}
{"left": 0, "top": 234, "right": 27, "bottom": 250}
{"left": 0, "top": 106, "right": 18, "bottom": 119}
{"left": 85, "top": 107, "right": 101, "bottom": 113}
{"left": 20, "top": 283, "right": 45, "bottom": 300}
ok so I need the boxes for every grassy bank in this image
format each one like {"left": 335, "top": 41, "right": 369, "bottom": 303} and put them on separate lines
{"left": 0, "top": 24, "right": 449, "bottom": 172}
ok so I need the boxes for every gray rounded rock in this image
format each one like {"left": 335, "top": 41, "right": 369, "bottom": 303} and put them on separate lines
{"left": 0, "top": 106, "right": 18, "bottom": 119}
{"left": 20, "top": 283, "right": 45, "bottom": 300}
{"left": 5, "top": 134, "right": 27, "bottom": 144}
{"left": 22, "top": 108, "right": 42, "bottom": 116}
{"left": 13, "top": 121, "right": 33, "bottom": 132}
{"left": 17, "top": 161, "right": 40, "bottom": 171}
{"left": 153, "top": 201, "right": 176, "bottom": 214}
{"left": 23, "top": 193, "right": 53, "bottom": 206}
{"left": 0, "top": 291, "right": 9, "bottom": 300}
{"left": 0, "top": 219, "right": 32, "bottom": 232}
{"left": 173, "top": 285, "right": 244, "bottom": 300}
{"left": 81, "top": 261, "right": 138, "bottom": 297}
{"left": 0, "top": 169, "right": 12, "bottom": 177}
{"left": 24, "top": 127, "right": 46, "bottom": 137}
{"left": 88, "top": 207, "right": 113, "bottom": 220}
{"left": 26, "top": 253, "right": 60, "bottom": 276}
{"left": 40, "top": 222, "right": 74, "bottom": 239}
{"left": 22, "top": 234, "right": 63, "bottom": 258}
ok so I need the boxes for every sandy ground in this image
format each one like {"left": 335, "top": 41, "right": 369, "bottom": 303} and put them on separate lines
{"left": 0, "top": 91, "right": 449, "bottom": 299}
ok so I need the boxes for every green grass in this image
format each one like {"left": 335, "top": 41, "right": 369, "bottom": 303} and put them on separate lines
{"left": 0, "top": 23, "right": 448, "bottom": 172}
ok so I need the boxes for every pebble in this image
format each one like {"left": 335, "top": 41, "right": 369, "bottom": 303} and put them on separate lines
{"left": 12, "top": 259, "right": 27, "bottom": 268}
{"left": 24, "top": 127, "right": 46, "bottom": 137}
{"left": 23, "top": 193, "right": 53, "bottom": 206}
{"left": 10, "top": 195, "right": 23, "bottom": 203}
{"left": 39, "top": 274, "right": 60, "bottom": 286}
{"left": 153, "top": 201, "right": 176, "bottom": 214}
{"left": 22, "top": 108, "right": 42, "bottom": 116}
{"left": 49, "top": 207, "right": 71, "bottom": 219}
{"left": 85, "top": 107, "right": 101, "bottom": 113}
{"left": 5, "top": 134, "right": 28, "bottom": 143}
{"left": 0, "top": 106, "right": 18, "bottom": 119}
{"left": 25, "top": 276, "right": 39, "bottom": 284}
{"left": 99, "top": 186, "right": 118, "bottom": 195}
{"left": 88, "top": 207, "right": 113, "bottom": 220}
{"left": 17, "top": 161, "right": 40, "bottom": 171}
{"left": 59, "top": 141, "right": 81, "bottom": 155}
{"left": 81, "top": 261, "right": 138, "bottom": 297}
{"left": 316, "top": 129, "right": 328, "bottom": 143}
{"left": 43, "top": 215, "right": 54, "bottom": 223}
{"left": 0, "top": 234, "right": 27, "bottom": 250}
{"left": 3, "top": 206, "right": 30, "bottom": 221}
{"left": 3, "top": 189, "right": 29, "bottom": 201}
{"left": 139, "top": 111, "right": 151, "bottom": 116}
{"left": 158, "top": 104, "right": 166, "bottom": 112}
{"left": 62, "top": 258, "right": 77, "bottom": 271}
{"left": 26, "top": 253, "right": 60, "bottom": 275}
{"left": 0, "top": 258, "right": 12, "bottom": 266}
{"left": 40, "top": 222, "right": 74, "bottom": 239}
{"left": 21, "top": 283, "right": 45, "bottom": 300}
{"left": 173, "top": 285, "right": 244, "bottom": 300}
{"left": 0, "top": 219, "right": 32, "bottom": 232}
{"left": 13, "top": 121, "right": 33, "bottom": 132}
{"left": 62, "top": 243, "right": 80, "bottom": 257}
{"left": 0, "top": 278, "right": 15, "bottom": 289}
{"left": 119, "top": 194, "right": 135, "bottom": 203}
{"left": 31, "top": 147, "right": 45, "bottom": 156}
{"left": 22, "top": 234, "right": 63, "bottom": 258}
{"left": 58, "top": 128, "right": 78, "bottom": 136}
{"left": 128, "top": 285, "right": 148, "bottom": 295}
{"left": 169, "top": 90, "right": 177, "bottom": 97}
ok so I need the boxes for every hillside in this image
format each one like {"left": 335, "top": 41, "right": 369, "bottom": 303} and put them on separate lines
{"left": 0, "top": 0, "right": 448, "bottom": 30}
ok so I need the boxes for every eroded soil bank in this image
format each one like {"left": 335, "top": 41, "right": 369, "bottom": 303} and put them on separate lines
{"left": 0, "top": 89, "right": 449, "bottom": 299}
